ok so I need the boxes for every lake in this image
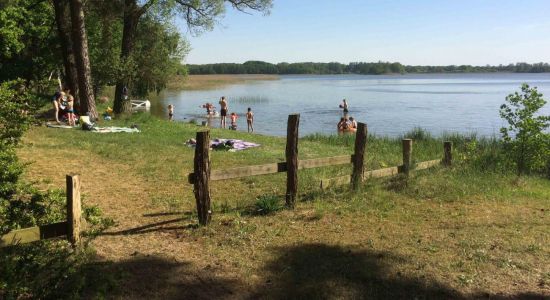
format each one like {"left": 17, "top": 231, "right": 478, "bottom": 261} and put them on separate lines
{"left": 156, "top": 73, "right": 550, "bottom": 137}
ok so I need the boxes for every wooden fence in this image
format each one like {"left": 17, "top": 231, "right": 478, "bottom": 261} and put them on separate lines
{"left": 0, "top": 174, "right": 82, "bottom": 248}
{"left": 187, "top": 114, "right": 453, "bottom": 225}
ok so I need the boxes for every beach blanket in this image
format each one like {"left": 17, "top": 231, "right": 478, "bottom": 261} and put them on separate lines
{"left": 186, "top": 138, "right": 260, "bottom": 151}
{"left": 92, "top": 127, "right": 140, "bottom": 133}
{"left": 46, "top": 123, "right": 75, "bottom": 129}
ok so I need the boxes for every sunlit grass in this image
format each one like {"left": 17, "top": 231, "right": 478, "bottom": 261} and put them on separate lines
{"left": 18, "top": 112, "right": 550, "bottom": 297}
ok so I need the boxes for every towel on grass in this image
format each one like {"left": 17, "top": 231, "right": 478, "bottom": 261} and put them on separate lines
{"left": 186, "top": 138, "right": 260, "bottom": 151}
{"left": 92, "top": 127, "right": 140, "bottom": 133}
{"left": 46, "top": 123, "right": 75, "bottom": 129}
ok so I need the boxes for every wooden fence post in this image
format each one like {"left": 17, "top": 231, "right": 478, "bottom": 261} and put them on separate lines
{"left": 351, "top": 122, "right": 368, "bottom": 190}
{"left": 402, "top": 139, "right": 413, "bottom": 175}
{"left": 286, "top": 114, "right": 300, "bottom": 208}
{"left": 443, "top": 141, "right": 452, "bottom": 166}
{"left": 193, "top": 130, "right": 212, "bottom": 225}
{"left": 66, "top": 174, "right": 81, "bottom": 247}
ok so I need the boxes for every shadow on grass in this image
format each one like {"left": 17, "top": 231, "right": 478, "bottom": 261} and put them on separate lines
{"left": 251, "top": 243, "right": 461, "bottom": 299}
{"left": 71, "top": 244, "right": 547, "bottom": 299}
{"left": 250, "top": 243, "right": 549, "bottom": 299}
{"left": 82, "top": 256, "right": 243, "bottom": 299}
{"left": 99, "top": 218, "right": 198, "bottom": 236}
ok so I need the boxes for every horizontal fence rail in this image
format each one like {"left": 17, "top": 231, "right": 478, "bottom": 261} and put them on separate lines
{"left": 0, "top": 222, "right": 67, "bottom": 246}
{"left": 0, "top": 174, "right": 82, "bottom": 248}
{"left": 320, "top": 159, "right": 443, "bottom": 189}
{"left": 188, "top": 155, "right": 354, "bottom": 184}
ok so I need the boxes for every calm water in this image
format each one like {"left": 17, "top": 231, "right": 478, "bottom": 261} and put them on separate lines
{"left": 156, "top": 73, "right": 550, "bottom": 137}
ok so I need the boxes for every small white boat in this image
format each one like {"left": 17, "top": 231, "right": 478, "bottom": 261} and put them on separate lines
{"left": 130, "top": 100, "right": 151, "bottom": 111}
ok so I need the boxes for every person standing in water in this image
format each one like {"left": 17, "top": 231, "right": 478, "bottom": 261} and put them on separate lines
{"left": 168, "top": 104, "right": 174, "bottom": 121}
{"left": 339, "top": 99, "right": 349, "bottom": 114}
{"left": 246, "top": 107, "right": 254, "bottom": 133}
{"left": 219, "top": 96, "right": 228, "bottom": 128}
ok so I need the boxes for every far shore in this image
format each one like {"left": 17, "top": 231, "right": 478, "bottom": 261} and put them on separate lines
{"left": 167, "top": 74, "right": 279, "bottom": 90}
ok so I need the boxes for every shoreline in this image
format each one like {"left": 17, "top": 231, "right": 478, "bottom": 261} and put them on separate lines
{"left": 166, "top": 74, "right": 279, "bottom": 91}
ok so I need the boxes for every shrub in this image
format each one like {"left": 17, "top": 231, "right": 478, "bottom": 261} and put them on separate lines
{"left": 500, "top": 84, "right": 550, "bottom": 175}
{"left": 254, "top": 195, "right": 282, "bottom": 215}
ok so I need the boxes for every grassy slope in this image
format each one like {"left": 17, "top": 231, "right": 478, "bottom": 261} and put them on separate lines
{"left": 18, "top": 113, "right": 549, "bottom": 298}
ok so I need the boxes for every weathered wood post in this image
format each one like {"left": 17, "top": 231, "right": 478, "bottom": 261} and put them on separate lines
{"left": 193, "top": 130, "right": 212, "bottom": 225}
{"left": 286, "top": 114, "right": 300, "bottom": 208}
{"left": 66, "top": 174, "right": 81, "bottom": 247}
{"left": 402, "top": 139, "right": 413, "bottom": 175}
{"left": 351, "top": 122, "right": 368, "bottom": 190}
{"left": 443, "top": 141, "right": 453, "bottom": 166}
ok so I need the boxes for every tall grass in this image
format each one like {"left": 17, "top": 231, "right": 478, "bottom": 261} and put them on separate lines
{"left": 304, "top": 127, "right": 506, "bottom": 173}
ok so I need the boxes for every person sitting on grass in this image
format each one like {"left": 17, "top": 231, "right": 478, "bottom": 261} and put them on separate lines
{"left": 230, "top": 112, "right": 238, "bottom": 130}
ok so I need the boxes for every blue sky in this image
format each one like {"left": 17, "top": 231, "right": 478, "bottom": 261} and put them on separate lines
{"left": 181, "top": 0, "right": 550, "bottom": 65}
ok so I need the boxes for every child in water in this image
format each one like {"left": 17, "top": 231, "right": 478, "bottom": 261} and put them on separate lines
{"left": 246, "top": 107, "right": 254, "bottom": 132}
{"left": 230, "top": 112, "right": 238, "bottom": 130}
{"left": 168, "top": 104, "right": 174, "bottom": 121}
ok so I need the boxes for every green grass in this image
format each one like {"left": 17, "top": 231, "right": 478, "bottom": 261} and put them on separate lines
{"left": 17, "top": 113, "right": 550, "bottom": 298}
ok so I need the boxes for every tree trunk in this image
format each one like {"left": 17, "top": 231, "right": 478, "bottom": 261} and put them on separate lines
{"left": 69, "top": 0, "right": 98, "bottom": 119}
{"left": 114, "top": 0, "right": 141, "bottom": 114}
{"left": 53, "top": 0, "right": 79, "bottom": 98}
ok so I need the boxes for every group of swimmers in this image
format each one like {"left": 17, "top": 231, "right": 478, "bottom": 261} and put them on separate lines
{"left": 168, "top": 97, "right": 356, "bottom": 134}
{"left": 337, "top": 116, "right": 358, "bottom": 132}
{"left": 52, "top": 87, "right": 77, "bottom": 126}
{"left": 217, "top": 96, "right": 254, "bottom": 132}
{"left": 169, "top": 96, "right": 255, "bottom": 132}
{"left": 337, "top": 98, "right": 358, "bottom": 132}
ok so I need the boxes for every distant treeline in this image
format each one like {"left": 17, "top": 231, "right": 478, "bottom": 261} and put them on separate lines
{"left": 187, "top": 61, "right": 550, "bottom": 75}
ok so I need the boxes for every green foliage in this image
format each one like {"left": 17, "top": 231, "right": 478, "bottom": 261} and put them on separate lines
{"left": 0, "top": 188, "right": 66, "bottom": 234}
{"left": 0, "top": 80, "right": 38, "bottom": 147}
{"left": 0, "top": 80, "right": 115, "bottom": 298}
{"left": 0, "top": 239, "right": 117, "bottom": 299}
{"left": 499, "top": 84, "right": 550, "bottom": 175}
{"left": 254, "top": 195, "right": 282, "bottom": 215}
{"left": 0, "top": 0, "right": 59, "bottom": 82}
{"left": 0, "top": 79, "right": 39, "bottom": 201}
{"left": 131, "top": 16, "right": 189, "bottom": 96}
{"left": 0, "top": 148, "right": 23, "bottom": 200}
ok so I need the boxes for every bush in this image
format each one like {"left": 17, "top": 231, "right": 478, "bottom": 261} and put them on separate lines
{"left": 500, "top": 84, "right": 550, "bottom": 175}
